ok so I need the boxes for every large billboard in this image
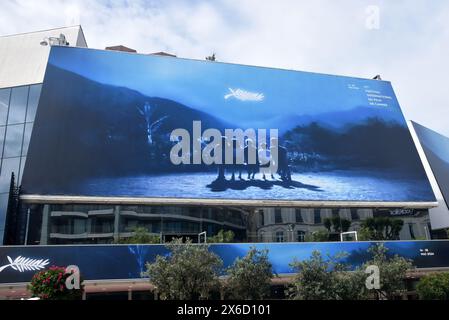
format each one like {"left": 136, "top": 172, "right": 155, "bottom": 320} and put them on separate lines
{"left": 21, "top": 46, "right": 435, "bottom": 206}
{"left": 1, "top": 241, "right": 449, "bottom": 283}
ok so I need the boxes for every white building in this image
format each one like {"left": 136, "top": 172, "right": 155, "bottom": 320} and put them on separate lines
{"left": 0, "top": 26, "right": 88, "bottom": 241}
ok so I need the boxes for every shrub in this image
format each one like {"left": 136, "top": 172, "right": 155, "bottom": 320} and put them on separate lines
{"left": 225, "top": 247, "right": 274, "bottom": 300}
{"left": 416, "top": 272, "right": 449, "bottom": 300}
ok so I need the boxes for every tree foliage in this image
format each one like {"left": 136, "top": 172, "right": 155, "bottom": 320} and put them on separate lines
{"left": 363, "top": 243, "right": 413, "bottom": 299}
{"left": 288, "top": 251, "right": 368, "bottom": 300}
{"left": 28, "top": 266, "right": 84, "bottom": 300}
{"left": 359, "top": 217, "right": 404, "bottom": 240}
{"left": 323, "top": 217, "right": 351, "bottom": 233}
{"left": 208, "top": 230, "right": 235, "bottom": 243}
{"left": 416, "top": 272, "right": 449, "bottom": 300}
{"left": 143, "top": 238, "right": 223, "bottom": 300}
{"left": 116, "top": 226, "right": 161, "bottom": 244}
{"left": 304, "top": 230, "right": 330, "bottom": 242}
{"left": 225, "top": 247, "right": 274, "bottom": 300}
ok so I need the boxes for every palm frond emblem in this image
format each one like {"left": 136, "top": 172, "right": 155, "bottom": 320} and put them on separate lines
{"left": 224, "top": 88, "right": 265, "bottom": 102}
{"left": 0, "top": 256, "right": 50, "bottom": 273}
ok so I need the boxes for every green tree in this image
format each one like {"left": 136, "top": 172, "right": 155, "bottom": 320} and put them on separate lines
{"left": 143, "top": 238, "right": 223, "bottom": 300}
{"left": 323, "top": 217, "right": 351, "bottom": 234}
{"left": 208, "top": 230, "right": 235, "bottom": 243}
{"left": 116, "top": 226, "right": 160, "bottom": 244}
{"left": 225, "top": 247, "right": 274, "bottom": 300}
{"left": 288, "top": 251, "right": 368, "bottom": 300}
{"left": 363, "top": 243, "right": 413, "bottom": 300}
{"left": 416, "top": 272, "right": 449, "bottom": 300}
{"left": 360, "top": 217, "right": 404, "bottom": 240}
{"left": 304, "top": 229, "right": 330, "bottom": 242}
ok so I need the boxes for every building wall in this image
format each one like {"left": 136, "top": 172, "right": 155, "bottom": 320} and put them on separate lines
{"left": 0, "top": 26, "right": 87, "bottom": 243}
{"left": 0, "top": 26, "right": 87, "bottom": 89}
{"left": 408, "top": 121, "right": 449, "bottom": 230}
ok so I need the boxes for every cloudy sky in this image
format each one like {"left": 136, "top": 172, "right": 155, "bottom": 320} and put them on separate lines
{"left": 1, "top": 0, "right": 448, "bottom": 136}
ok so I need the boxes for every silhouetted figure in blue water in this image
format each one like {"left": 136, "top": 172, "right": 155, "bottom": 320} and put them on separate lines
{"left": 277, "top": 145, "right": 292, "bottom": 181}
{"left": 215, "top": 136, "right": 229, "bottom": 182}
{"left": 259, "top": 142, "right": 275, "bottom": 180}
{"left": 244, "top": 138, "right": 259, "bottom": 180}
{"left": 229, "top": 138, "right": 246, "bottom": 180}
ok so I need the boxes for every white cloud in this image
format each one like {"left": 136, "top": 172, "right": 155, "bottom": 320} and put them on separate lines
{"left": 0, "top": 0, "right": 448, "bottom": 135}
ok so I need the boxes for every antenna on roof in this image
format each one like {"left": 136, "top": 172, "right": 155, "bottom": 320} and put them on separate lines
{"left": 373, "top": 75, "right": 382, "bottom": 80}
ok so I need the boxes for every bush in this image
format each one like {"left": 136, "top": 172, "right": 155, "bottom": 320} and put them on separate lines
{"left": 304, "top": 230, "right": 329, "bottom": 242}
{"left": 225, "top": 247, "right": 274, "bottom": 300}
{"left": 116, "top": 227, "right": 161, "bottom": 244}
{"left": 416, "top": 272, "right": 449, "bottom": 300}
{"left": 28, "top": 266, "right": 84, "bottom": 300}
{"left": 363, "top": 243, "right": 413, "bottom": 299}
{"left": 208, "top": 230, "right": 235, "bottom": 243}
{"left": 288, "top": 251, "right": 368, "bottom": 300}
{"left": 143, "top": 238, "right": 223, "bottom": 300}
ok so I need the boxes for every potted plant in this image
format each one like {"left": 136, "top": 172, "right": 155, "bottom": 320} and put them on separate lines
{"left": 28, "top": 266, "right": 84, "bottom": 300}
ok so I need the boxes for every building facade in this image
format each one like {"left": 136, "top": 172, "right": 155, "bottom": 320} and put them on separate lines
{"left": 0, "top": 25, "right": 449, "bottom": 300}
{"left": 0, "top": 26, "right": 88, "bottom": 242}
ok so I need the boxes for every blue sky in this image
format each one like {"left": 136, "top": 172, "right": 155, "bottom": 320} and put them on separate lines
{"left": 1, "top": 0, "right": 448, "bottom": 135}
{"left": 49, "top": 46, "right": 405, "bottom": 128}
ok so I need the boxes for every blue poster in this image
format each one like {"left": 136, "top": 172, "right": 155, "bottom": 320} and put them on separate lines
{"left": 21, "top": 46, "right": 435, "bottom": 204}
{"left": 0, "top": 241, "right": 448, "bottom": 284}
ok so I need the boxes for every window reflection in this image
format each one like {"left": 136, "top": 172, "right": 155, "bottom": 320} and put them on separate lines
{"left": 22, "top": 123, "right": 33, "bottom": 156}
{"left": 22, "top": 203, "right": 433, "bottom": 246}
{"left": 0, "top": 157, "right": 20, "bottom": 193}
{"left": 0, "top": 193, "right": 9, "bottom": 235}
{"left": 8, "top": 86, "right": 28, "bottom": 125}
{"left": 0, "top": 89, "right": 10, "bottom": 126}
{"left": 26, "top": 85, "right": 42, "bottom": 123}
{"left": 0, "top": 126, "right": 5, "bottom": 157}
{"left": 3, "top": 124, "right": 24, "bottom": 158}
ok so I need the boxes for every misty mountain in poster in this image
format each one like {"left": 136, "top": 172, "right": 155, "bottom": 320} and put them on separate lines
{"left": 21, "top": 47, "right": 435, "bottom": 203}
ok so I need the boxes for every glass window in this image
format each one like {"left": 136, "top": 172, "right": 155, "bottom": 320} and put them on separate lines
{"left": 314, "top": 209, "right": 322, "bottom": 224}
{"left": 297, "top": 230, "right": 305, "bottom": 242}
{"left": 295, "top": 209, "right": 303, "bottom": 223}
{"left": 275, "top": 231, "right": 285, "bottom": 242}
{"left": 26, "top": 85, "right": 42, "bottom": 123}
{"left": 0, "top": 193, "right": 9, "bottom": 236}
{"left": 0, "top": 126, "right": 5, "bottom": 157}
{"left": 0, "top": 88, "right": 11, "bottom": 126}
{"left": 18, "top": 156, "right": 26, "bottom": 184}
{"left": 3, "top": 124, "right": 24, "bottom": 158}
{"left": 275, "top": 209, "right": 282, "bottom": 223}
{"left": 21, "top": 123, "right": 33, "bottom": 156}
{"left": 351, "top": 209, "right": 359, "bottom": 221}
{"left": 8, "top": 86, "right": 28, "bottom": 125}
{"left": 0, "top": 157, "right": 20, "bottom": 193}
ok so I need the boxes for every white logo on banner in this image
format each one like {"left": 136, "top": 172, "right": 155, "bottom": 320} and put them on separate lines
{"left": 224, "top": 88, "right": 265, "bottom": 102}
{"left": 0, "top": 256, "right": 50, "bottom": 273}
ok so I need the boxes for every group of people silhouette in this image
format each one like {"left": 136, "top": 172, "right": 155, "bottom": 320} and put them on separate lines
{"left": 214, "top": 136, "right": 292, "bottom": 183}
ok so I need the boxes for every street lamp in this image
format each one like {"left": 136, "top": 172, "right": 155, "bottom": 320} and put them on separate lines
{"left": 40, "top": 34, "right": 70, "bottom": 46}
